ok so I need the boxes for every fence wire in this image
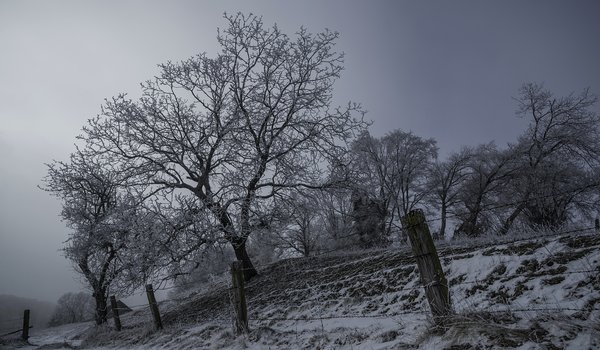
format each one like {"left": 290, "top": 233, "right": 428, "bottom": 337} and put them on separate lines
{"left": 0, "top": 328, "right": 23, "bottom": 338}
{"left": 125, "top": 181, "right": 600, "bottom": 298}
{"left": 99, "top": 212, "right": 599, "bottom": 340}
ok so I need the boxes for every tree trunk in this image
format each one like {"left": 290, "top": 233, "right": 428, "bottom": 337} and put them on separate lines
{"left": 499, "top": 202, "right": 527, "bottom": 235}
{"left": 93, "top": 289, "right": 108, "bottom": 325}
{"left": 231, "top": 238, "right": 258, "bottom": 281}
{"left": 455, "top": 209, "right": 480, "bottom": 237}
{"left": 438, "top": 204, "right": 447, "bottom": 239}
{"left": 208, "top": 202, "right": 258, "bottom": 281}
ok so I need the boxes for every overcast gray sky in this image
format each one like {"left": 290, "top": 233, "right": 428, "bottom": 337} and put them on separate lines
{"left": 1, "top": 0, "right": 599, "bottom": 304}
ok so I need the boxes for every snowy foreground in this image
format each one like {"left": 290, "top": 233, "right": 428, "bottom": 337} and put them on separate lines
{"left": 0, "top": 322, "right": 90, "bottom": 349}
{"left": 3, "top": 231, "right": 600, "bottom": 349}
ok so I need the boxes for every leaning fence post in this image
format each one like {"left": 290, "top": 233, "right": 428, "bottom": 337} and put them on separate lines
{"left": 21, "top": 309, "right": 30, "bottom": 340}
{"left": 110, "top": 296, "right": 122, "bottom": 331}
{"left": 145, "top": 284, "right": 163, "bottom": 330}
{"left": 402, "top": 209, "right": 452, "bottom": 325}
{"left": 230, "top": 261, "right": 249, "bottom": 334}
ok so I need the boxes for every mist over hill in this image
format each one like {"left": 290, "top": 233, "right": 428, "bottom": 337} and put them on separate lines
{"left": 0, "top": 295, "right": 55, "bottom": 334}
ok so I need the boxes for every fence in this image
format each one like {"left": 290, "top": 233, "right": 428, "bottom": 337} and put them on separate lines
{"left": 2, "top": 184, "right": 595, "bottom": 348}
{"left": 0, "top": 309, "right": 32, "bottom": 341}
{"left": 101, "top": 209, "right": 599, "bottom": 344}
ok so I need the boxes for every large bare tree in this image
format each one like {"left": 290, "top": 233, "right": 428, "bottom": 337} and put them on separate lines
{"left": 80, "top": 13, "right": 365, "bottom": 280}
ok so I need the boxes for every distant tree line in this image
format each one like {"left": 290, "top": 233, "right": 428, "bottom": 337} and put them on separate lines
{"left": 42, "top": 12, "right": 600, "bottom": 326}
{"left": 263, "top": 82, "right": 600, "bottom": 253}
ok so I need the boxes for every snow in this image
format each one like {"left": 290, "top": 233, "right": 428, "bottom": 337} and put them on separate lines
{"left": 5, "top": 230, "right": 599, "bottom": 349}
{"left": 1, "top": 322, "right": 92, "bottom": 350}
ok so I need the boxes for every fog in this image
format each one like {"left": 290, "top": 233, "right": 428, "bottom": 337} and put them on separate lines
{"left": 1, "top": 0, "right": 599, "bottom": 305}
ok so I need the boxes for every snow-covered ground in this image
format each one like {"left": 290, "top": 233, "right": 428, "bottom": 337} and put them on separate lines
{"left": 4, "top": 230, "right": 600, "bottom": 349}
{"left": 0, "top": 321, "right": 91, "bottom": 349}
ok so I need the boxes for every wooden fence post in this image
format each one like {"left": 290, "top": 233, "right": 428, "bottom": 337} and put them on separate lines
{"left": 402, "top": 209, "right": 452, "bottom": 325}
{"left": 145, "top": 284, "right": 163, "bottom": 330}
{"left": 21, "top": 309, "right": 30, "bottom": 340}
{"left": 231, "top": 261, "right": 249, "bottom": 334}
{"left": 110, "top": 296, "right": 122, "bottom": 331}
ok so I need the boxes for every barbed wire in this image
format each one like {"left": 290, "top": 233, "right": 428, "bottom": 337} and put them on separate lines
{"left": 113, "top": 303, "right": 147, "bottom": 310}
{"left": 0, "top": 326, "right": 30, "bottom": 338}
{"left": 272, "top": 230, "right": 591, "bottom": 279}
{"left": 451, "top": 269, "right": 600, "bottom": 288}
{"left": 248, "top": 310, "right": 427, "bottom": 322}
{"left": 161, "top": 300, "right": 600, "bottom": 328}
{"left": 141, "top": 223, "right": 597, "bottom": 311}
{"left": 236, "top": 229, "right": 600, "bottom": 317}
{"left": 245, "top": 264, "right": 600, "bottom": 312}
{"left": 241, "top": 304, "right": 600, "bottom": 325}
{"left": 476, "top": 306, "right": 600, "bottom": 314}
{"left": 97, "top": 195, "right": 600, "bottom": 337}
{"left": 438, "top": 225, "right": 598, "bottom": 258}
{"left": 98, "top": 267, "right": 600, "bottom": 339}
{"left": 0, "top": 328, "right": 23, "bottom": 338}
{"left": 105, "top": 181, "right": 600, "bottom": 309}
{"left": 242, "top": 224, "right": 598, "bottom": 271}
{"left": 129, "top": 180, "right": 600, "bottom": 292}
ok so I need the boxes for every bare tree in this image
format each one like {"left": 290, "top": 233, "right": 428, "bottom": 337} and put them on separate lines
{"left": 454, "top": 143, "right": 520, "bottom": 237}
{"left": 383, "top": 130, "right": 438, "bottom": 219}
{"left": 350, "top": 132, "right": 394, "bottom": 235}
{"left": 428, "top": 148, "right": 472, "bottom": 239}
{"left": 48, "top": 292, "right": 94, "bottom": 326}
{"left": 521, "top": 156, "right": 596, "bottom": 228}
{"left": 253, "top": 188, "right": 354, "bottom": 257}
{"left": 318, "top": 188, "right": 354, "bottom": 245}
{"left": 123, "top": 194, "right": 223, "bottom": 285}
{"left": 295, "top": 187, "right": 356, "bottom": 250}
{"left": 80, "top": 13, "right": 365, "bottom": 280}
{"left": 42, "top": 151, "right": 136, "bottom": 325}
{"left": 498, "top": 83, "right": 600, "bottom": 234}
{"left": 269, "top": 193, "right": 322, "bottom": 257}
{"left": 351, "top": 130, "right": 437, "bottom": 238}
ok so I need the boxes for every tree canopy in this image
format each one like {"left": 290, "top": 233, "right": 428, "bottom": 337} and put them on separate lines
{"left": 79, "top": 13, "right": 366, "bottom": 279}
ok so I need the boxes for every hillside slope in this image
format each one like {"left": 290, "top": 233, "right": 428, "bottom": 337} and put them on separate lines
{"left": 25, "top": 231, "right": 600, "bottom": 349}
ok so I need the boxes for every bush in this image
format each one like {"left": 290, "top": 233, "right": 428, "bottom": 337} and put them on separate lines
{"left": 48, "top": 292, "right": 94, "bottom": 326}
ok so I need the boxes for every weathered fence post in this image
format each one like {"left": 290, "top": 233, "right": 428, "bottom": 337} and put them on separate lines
{"left": 230, "top": 261, "right": 249, "bottom": 334}
{"left": 110, "top": 295, "right": 122, "bottom": 331}
{"left": 402, "top": 209, "right": 452, "bottom": 325}
{"left": 21, "top": 309, "right": 30, "bottom": 340}
{"left": 145, "top": 284, "right": 163, "bottom": 330}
